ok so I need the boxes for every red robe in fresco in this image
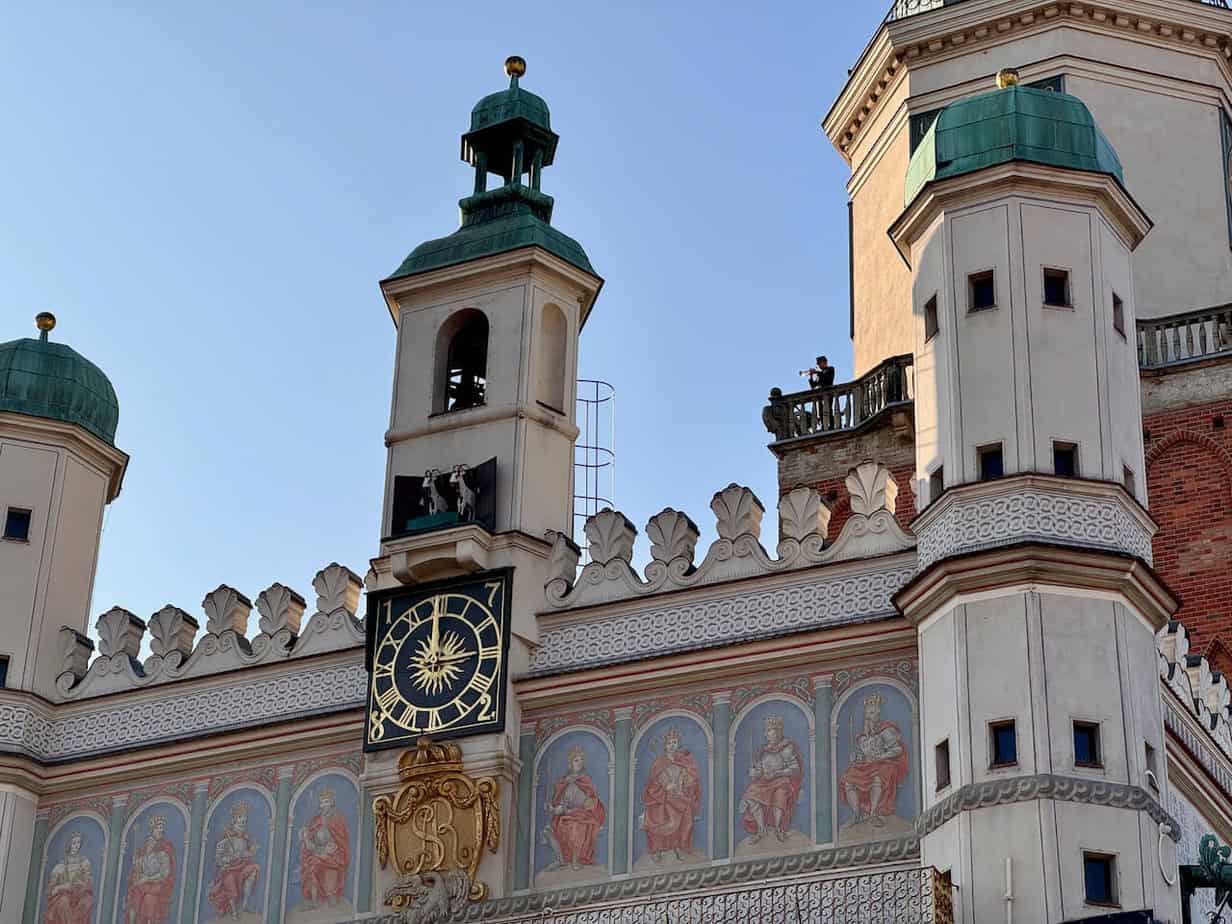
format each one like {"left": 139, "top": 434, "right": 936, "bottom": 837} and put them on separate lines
{"left": 839, "top": 720, "right": 910, "bottom": 817}
{"left": 124, "top": 837, "right": 177, "bottom": 924}
{"left": 739, "top": 738, "right": 804, "bottom": 834}
{"left": 550, "top": 774, "right": 606, "bottom": 865}
{"left": 207, "top": 828, "right": 261, "bottom": 915}
{"left": 43, "top": 855, "right": 94, "bottom": 924}
{"left": 299, "top": 811, "right": 351, "bottom": 901}
{"left": 640, "top": 750, "right": 701, "bottom": 853}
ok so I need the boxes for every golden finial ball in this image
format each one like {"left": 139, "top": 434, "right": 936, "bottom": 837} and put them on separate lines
{"left": 35, "top": 311, "right": 56, "bottom": 333}
{"left": 505, "top": 56, "right": 526, "bottom": 79}
{"left": 996, "top": 67, "right": 1021, "bottom": 89}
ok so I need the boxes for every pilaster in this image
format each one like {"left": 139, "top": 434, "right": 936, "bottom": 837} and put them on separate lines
{"left": 16, "top": 801, "right": 44, "bottom": 924}
{"left": 98, "top": 793, "right": 128, "bottom": 924}
{"left": 814, "top": 675, "right": 835, "bottom": 844}
{"left": 265, "top": 766, "right": 294, "bottom": 923}
{"left": 357, "top": 784, "right": 375, "bottom": 913}
{"left": 181, "top": 781, "right": 210, "bottom": 917}
{"left": 515, "top": 726, "right": 536, "bottom": 890}
{"left": 611, "top": 706, "right": 633, "bottom": 875}
{"left": 712, "top": 692, "right": 732, "bottom": 860}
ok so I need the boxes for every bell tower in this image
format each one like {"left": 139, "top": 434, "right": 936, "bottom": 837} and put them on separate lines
{"left": 370, "top": 55, "right": 602, "bottom": 644}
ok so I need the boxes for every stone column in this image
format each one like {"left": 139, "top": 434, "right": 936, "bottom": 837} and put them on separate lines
{"left": 98, "top": 793, "right": 129, "bottom": 923}
{"left": 612, "top": 707, "right": 633, "bottom": 874}
{"left": 514, "top": 726, "right": 536, "bottom": 890}
{"left": 265, "top": 767, "right": 295, "bottom": 923}
{"left": 181, "top": 782, "right": 210, "bottom": 917}
{"left": 357, "top": 786, "right": 375, "bottom": 913}
{"left": 712, "top": 692, "right": 732, "bottom": 860}
{"left": 814, "top": 675, "right": 835, "bottom": 844}
{"left": 17, "top": 802, "right": 45, "bottom": 924}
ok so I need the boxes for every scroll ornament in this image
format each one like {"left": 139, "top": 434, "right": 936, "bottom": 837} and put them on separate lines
{"left": 373, "top": 740, "right": 500, "bottom": 907}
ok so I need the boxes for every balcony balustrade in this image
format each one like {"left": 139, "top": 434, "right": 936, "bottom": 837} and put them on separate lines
{"left": 763, "top": 353, "right": 913, "bottom": 444}
{"left": 1138, "top": 304, "right": 1232, "bottom": 369}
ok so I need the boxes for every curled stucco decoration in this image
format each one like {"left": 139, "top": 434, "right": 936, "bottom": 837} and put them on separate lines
{"left": 54, "top": 562, "right": 365, "bottom": 700}
{"left": 545, "top": 464, "right": 914, "bottom": 609}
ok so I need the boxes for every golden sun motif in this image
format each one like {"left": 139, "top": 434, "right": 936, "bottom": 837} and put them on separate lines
{"left": 409, "top": 629, "right": 474, "bottom": 696}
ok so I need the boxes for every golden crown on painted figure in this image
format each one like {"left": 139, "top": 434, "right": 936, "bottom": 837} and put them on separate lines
{"left": 230, "top": 801, "right": 249, "bottom": 818}
{"left": 764, "top": 714, "right": 785, "bottom": 730}
{"left": 864, "top": 692, "right": 885, "bottom": 708}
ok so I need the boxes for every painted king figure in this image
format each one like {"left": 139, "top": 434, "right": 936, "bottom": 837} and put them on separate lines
{"left": 839, "top": 692, "right": 909, "bottom": 828}
{"left": 44, "top": 831, "right": 94, "bottom": 924}
{"left": 124, "top": 815, "right": 177, "bottom": 924}
{"left": 207, "top": 801, "right": 261, "bottom": 919}
{"left": 298, "top": 787, "right": 350, "bottom": 907}
{"left": 738, "top": 714, "right": 804, "bottom": 843}
{"left": 638, "top": 727, "right": 702, "bottom": 862}
{"left": 543, "top": 745, "right": 607, "bottom": 871}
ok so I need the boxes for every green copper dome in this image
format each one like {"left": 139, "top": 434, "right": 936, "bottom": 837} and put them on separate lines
{"left": 905, "top": 85, "right": 1124, "bottom": 206}
{"left": 0, "top": 320, "right": 119, "bottom": 445}
{"left": 469, "top": 83, "right": 552, "bottom": 136}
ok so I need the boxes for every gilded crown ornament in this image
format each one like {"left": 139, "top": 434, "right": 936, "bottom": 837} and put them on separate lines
{"left": 996, "top": 67, "right": 1021, "bottom": 89}
{"left": 865, "top": 692, "right": 885, "bottom": 708}
{"left": 374, "top": 739, "right": 501, "bottom": 907}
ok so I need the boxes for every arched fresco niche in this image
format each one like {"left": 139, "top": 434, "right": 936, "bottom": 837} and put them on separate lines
{"left": 833, "top": 680, "right": 919, "bottom": 845}
{"left": 283, "top": 771, "right": 361, "bottom": 922}
{"left": 532, "top": 727, "right": 612, "bottom": 889}
{"left": 39, "top": 813, "right": 107, "bottom": 924}
{"left": 197, "top": 786, "right": 274, "bottom": 923}
{"left": 631, "top": 712, "right": 711, "bottom": 872}
{"left": 731, "top": 696, "right": 813, "bottom": 858}
{"left": 115, "top": 799, "right": 189, "bottom": 924}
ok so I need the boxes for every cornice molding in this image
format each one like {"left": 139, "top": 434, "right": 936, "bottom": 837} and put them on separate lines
{"left": 0, "top": 411, "right": 128, "bottom": 501}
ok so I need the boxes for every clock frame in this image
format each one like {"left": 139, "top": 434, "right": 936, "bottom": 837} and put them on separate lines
{"left": 363, "top": 569, "right": 512, "bottom": 751}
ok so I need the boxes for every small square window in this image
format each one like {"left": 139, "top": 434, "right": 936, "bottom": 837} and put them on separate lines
{"left": 1053, "top": 442, "right": 1078, "bottom": 478}
{"left": 3, "top": 508, "right": 31, "bottom": 542}
{"left": 1112, "top": 293, "right": 1125, "bottom": 337}
{"left": 968, "top": 271, "right": 996, "bottom": 311}
{"left": 1083, "top": 852, "right": 1117, "bottom": 906}
{"left": 924, "top": 295, "right": 940, "bottom": 341}
{"left": 0, "top": 655, "right": 7, "bottom": 688}
{"left": 990, "top": 720, "right": 1017, "bottom": 767}
{"left": 1144, "top": 741, "right": 1159, "bottom": 790}
{"left": 1123, "top": 465, "right": 1136, "bottom": 497}
{"left": 1073, "top": 721, "right": 1102, "bottom": 767}
{"left": 978, "top": 444, "right": 1004, "bottom": 481}
{"left": 935, "top": 739, "right": 952, "bottom": 791}
{"left": 929, "top": 466, "right": 945, "bottom": 503}
{"left": 1043, "top": 268, "right": 1071, "bottom": 307}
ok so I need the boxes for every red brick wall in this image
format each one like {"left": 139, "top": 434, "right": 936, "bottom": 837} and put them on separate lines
{"left": 1143, "top": 395, "right": 1232, "bottom": 674}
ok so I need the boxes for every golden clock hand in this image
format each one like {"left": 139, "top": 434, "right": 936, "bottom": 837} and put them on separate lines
{"left": 430, "top": 595, "right": 441, "bottom": 654}
{"left": 434, "top": 649, "right": 476, "bottom": 663}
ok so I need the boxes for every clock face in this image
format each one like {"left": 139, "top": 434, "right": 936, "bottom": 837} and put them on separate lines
{"left": 364, "top": 570, "right": 511, "bottom": 750}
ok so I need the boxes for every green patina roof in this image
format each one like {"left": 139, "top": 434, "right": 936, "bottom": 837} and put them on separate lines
{"left": 0, "top": 334, "right": 119, "bottom": 445}
{"left": 387, "top": 61, "right": 594, "bottom": 283}
{"left": 905, "top": 86, "right": 1124, "bottom": 206}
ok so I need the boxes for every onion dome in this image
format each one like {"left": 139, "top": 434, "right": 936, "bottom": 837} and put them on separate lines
{"left": 387, "top": 56, "right": 595, "bottom": 281}
{"left": 0, "top": 313, "right": 119, "bottom": 445}
{"left": 906, "top": 69, "right": 1124, "bottom": 207}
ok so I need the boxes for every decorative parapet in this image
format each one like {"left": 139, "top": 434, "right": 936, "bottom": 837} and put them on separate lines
{"left": 55, "top": 562, "right": 365, "bottom": 700}
{"left": 914, "top": 474, "right": 1155, "bottom": 571}
{"left": 545, "top": 462, "right": 915, "bottom": 610}
{"left": 1159, "top": 621, "right": 1232, "bottom": 772}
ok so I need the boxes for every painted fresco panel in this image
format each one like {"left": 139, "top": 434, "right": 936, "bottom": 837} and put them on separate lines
{"left": 631, "top": 715, "right": 709, "bottom": 872}
{"left": 39, "top": 815, "right": 107, "bottom": 924}
{"left": 198, "top": 788, "right": 272, "bottom": 923}
{"left": 834, "top": 682, "right": 917, "bottom": 844}
{"left": 533, "top": 729, "right": 611, "bottom": 888}
{"left": 732, "top": 698, "right": 812, "bottom": 858}
{"left": 284, "top": 773, "right": 360, "bottom": 922}
{"left": 116, "top": 802, "right": 188, "bottom": 924}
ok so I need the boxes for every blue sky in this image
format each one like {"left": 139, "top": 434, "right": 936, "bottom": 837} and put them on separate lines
{"left": 0, "top": 2, "right": 885, "bottom": 629}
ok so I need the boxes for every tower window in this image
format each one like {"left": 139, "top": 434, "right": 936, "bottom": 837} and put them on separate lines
{"left": 968, "top": 271, "right": 996, "bottom": 312}
{"left": 3, "top": 508, "right": 31, "bottom": 542}
{"left": 1053, "top": 442, "right": 1078, "bottom": 478}
{"left": 1144, "top": 741, "right": 1159, "bottom": 790}
{"left": 1123, "top": 465, "right": 1136, "bottom": 497}
{"left": 924, "top": 295, "right": 940, "bottom": 341}
{"left": 978, "top": 444, "right": 1004, "bottom": 481}
{"left": 1043, "top": 268, "right": 1071, "bottom": 307}
{"left": 0, "top": 655, "right": 7, "bottom": 688}
{"left": 1073, "top": 721, "right": 1102, "bottom": 767}
{"left": 1083, "top": 852, "right": 1117, "bottom": 906}
{"left": 929, "top": 465, "right": 945, "bottom": 503}
{"left": 436, "top": 310, "right": 489, "bottom": 413}
{"left": 935, "top": 738, "right": 951, "bottom": 791}
{"left": 1112, "top": 293, "right": 1125, "bottom": 337}
{"left": 990, "top": 720, "right": 1017, "bottom": 767}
